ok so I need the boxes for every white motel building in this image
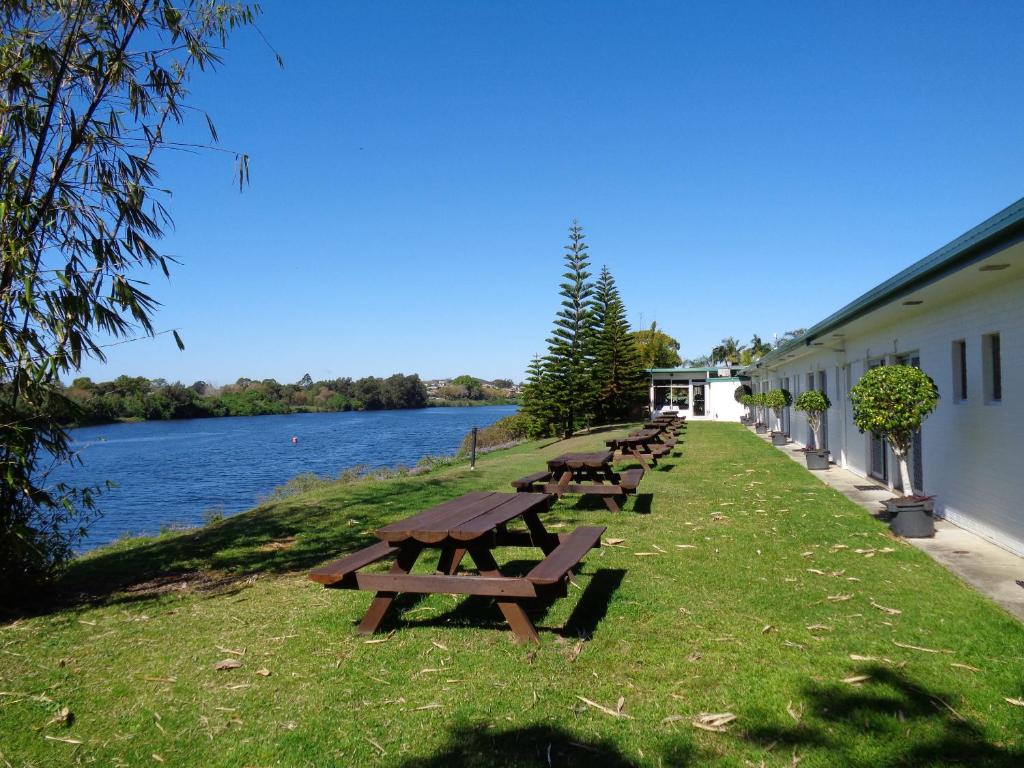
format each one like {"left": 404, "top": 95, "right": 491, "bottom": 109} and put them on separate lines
{"left": 739, "top": 196, "right": 1024, "bottom": 557}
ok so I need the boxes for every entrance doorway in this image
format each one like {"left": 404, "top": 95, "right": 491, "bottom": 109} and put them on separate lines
{"left": 692, "top": 384, "right": 705, "bottom": 416}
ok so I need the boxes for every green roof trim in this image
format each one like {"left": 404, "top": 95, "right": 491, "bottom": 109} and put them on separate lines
{"left": 648, "top": 367, "right": 736, "bottom": 374}
{"left": 749, "top": 195, "right": 1024, "bottom": 370}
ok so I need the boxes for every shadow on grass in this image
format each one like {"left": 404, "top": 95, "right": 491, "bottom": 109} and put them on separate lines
{"left": 5, "top": 477, "right": 459, "bottom": 619}
{"left": 394, "top": 568, "right": 625, "bottom": 640}
{"left": 562, "top": 568, "right": 626, "bottom": 638}
{"left": 741, "top": 665, "right": 1022, "bottom": 766}
{"left": 391, "top": 722, "right": 648, "bottom": 768}
{"left": 631, "top": 493, "right": 654, "bottom": 515}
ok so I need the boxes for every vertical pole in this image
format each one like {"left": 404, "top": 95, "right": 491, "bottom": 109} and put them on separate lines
{"left": 470, "top": 426, "right": 478, "bottom": 470}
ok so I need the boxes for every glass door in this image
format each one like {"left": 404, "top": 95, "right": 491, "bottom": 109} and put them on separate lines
{"left": 692, "top": 384, "right": 705, "bottom": 416}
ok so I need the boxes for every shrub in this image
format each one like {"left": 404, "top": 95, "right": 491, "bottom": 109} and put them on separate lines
{"left": 849, "top": 365, "right": 939, "bottom": 495}
{"left": 734, "top": 384, "right": 752, "bottom": 403}
{"left": 458, "top": 413, "right": 532, "bottom": 454}
{"left": 794, "top": 390, "right": 831, "bottom": 447}
{"left": 763, "top": 388, "right": 792, "bottom": 410}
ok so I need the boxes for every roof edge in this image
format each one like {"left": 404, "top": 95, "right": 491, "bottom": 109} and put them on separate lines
{"left": 747, "top": 195, "right": 1024, "bottom": 371}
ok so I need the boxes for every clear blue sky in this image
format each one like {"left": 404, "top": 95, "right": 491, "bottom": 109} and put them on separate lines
{"left": 77, "top": 0, "right": 1024, "bottom": 386}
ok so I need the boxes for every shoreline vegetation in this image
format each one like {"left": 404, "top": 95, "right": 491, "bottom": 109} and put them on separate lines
{"left": 61, "top": 373, "right": 518, "bottom": 427}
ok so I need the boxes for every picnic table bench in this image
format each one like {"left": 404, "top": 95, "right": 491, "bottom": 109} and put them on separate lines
{"left": 309, "top": 491, "right": 604, "bottom": 643}
{"left": 606, "top": 429, "right": 671, "bottom": 468}
{"left": 632, "top": 425, "right": 677, "bottom": 448}
{"left": 511, "top": 451, "right": 644, "bottom": 512}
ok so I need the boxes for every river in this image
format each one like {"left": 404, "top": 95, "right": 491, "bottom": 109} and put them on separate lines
{"left": 50, "top": 405, "right": 518, "bottom": 551}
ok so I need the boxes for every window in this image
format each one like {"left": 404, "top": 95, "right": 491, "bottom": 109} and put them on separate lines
{"left": 983, "top": 333, "right": 1002, "bottom": 403}
{"left": 952, "top": 340, "right": 967, "bottom": 401}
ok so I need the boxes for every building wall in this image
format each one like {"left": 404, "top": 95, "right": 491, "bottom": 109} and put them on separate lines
{"left": 750, "top": 271, "right": 1024, "bottom": 556}
{"left": 707, "top": 380, "right": 747, "bottom": 421}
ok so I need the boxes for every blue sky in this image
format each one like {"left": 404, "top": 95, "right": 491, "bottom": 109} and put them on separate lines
{"left": 78, "top": 0, "right": 1024, "bottom": 386}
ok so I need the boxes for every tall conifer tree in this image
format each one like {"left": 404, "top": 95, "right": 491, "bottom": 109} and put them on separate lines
{"left": 519, "top": 354, "right": 558, "bottom": 437}
{"left": 591, "top": 266, "right": 646, "bottom": 423}
{"left": 544, "top": 221, "right": 596, "bottom": 438}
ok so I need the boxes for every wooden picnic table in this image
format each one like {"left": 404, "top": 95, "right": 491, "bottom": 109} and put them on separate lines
{"left": 511, "top": 451, "right": 644, "bottom": 512}
{"left": 606, "top": 430, "right": 671, "bottom": 468}
{"left": 644, "top": 418, "right": 685, "bottom": 433}
{"left": 308, "top": 491, "right": 604, "bottom": 643}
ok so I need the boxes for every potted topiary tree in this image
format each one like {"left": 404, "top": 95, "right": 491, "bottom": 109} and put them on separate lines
{"left": 741, "top": 394, "right": 756, "bottom": 425}
{"left": 734, "top": 384, "right": 753, "bottom": 424}
{"left": 764, "top": 388, "right": 792, "bottom": 445}
{"left": 850, "top": 364, "right": 940, "bottom": 537}
{"left": 752, "top": 393, "right": 768, "bottom": 433}
{"left": 794, "top": 389, "right": 831, "bottom": 469}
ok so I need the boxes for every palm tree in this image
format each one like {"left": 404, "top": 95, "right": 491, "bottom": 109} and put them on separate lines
{"left": 711, "top": 337, "right": 743, "bottom": 365}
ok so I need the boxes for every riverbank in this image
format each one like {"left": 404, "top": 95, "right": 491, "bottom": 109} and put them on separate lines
{"left": 3, "top": 423, "right": 1022, "bottom": 766}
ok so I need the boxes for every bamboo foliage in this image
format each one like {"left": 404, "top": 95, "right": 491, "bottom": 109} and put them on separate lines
{"left": 0, "top": 1, "right": 263, "bottom": 590}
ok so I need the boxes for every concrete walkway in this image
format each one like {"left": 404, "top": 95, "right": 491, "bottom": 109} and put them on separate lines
{"left": 749, "top": 427, "right": 1024, "bottom": 622}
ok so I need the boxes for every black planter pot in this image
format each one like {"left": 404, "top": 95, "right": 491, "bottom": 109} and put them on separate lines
{"left": 885, "top": 498, "right": 936, "bottom": 538}
{"left": 755, "top": 423, "right": 767, "bottom": 434}
{"left": 803, "top": 449, "right": 830, "bottom": 470}
{"left": 771, "top": 431, "right": 788, "bottom": 446}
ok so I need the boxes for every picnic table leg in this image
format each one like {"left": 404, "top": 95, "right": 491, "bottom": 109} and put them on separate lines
{"left": 602, "top": 495, "right": 624, "bottom": 513}
{"left": 435, "top": 546, "right": 467, "bottom": 575}
{"left": 556, "top": 469, "right": 573, "bottom": 497}
{"left": 631, "top": 448, "right": 651, "bottom": 470}
{"left": 467, "top": 546, "right": 539, "bottom": 644}
{"left": 521, "top": 511, "right": 560, "bottom": 554}
{"left": 356, "top": 543, "right": 423, "bottom": 635}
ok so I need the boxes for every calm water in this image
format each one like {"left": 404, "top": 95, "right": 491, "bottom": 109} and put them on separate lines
{"left": 51, "top": 405, "right": 518, "bottom": 551}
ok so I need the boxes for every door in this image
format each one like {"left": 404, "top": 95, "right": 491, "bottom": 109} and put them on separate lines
{"left": 692, "top": 384, "right": 705, "bottom": 416}
{"left": 817, "top": 370, "right": 828, "bottom": 451}
{"left": 806, "top": 373, "right": 816, "bottom": 447}
{"left": 782, "top": 377, "right": 791, "bottom": 435}
{"left": 896, "top": 354, "right": 923, "bottom": 493}
{"left": 867, "top": 361, "right": 888, "bottom": 482}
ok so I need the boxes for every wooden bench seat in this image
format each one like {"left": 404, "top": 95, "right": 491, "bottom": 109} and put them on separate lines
{"left": 512, "top": 470, "right": 552, "bottom": 491}
{"left": 619, "top": 467, "right": 644, "bottom": 492}
{"left": 309, "top": 540, "right": 400, "bottom": 586}
{"left": 526, "top": 526, "right": 605, "bottom": 585}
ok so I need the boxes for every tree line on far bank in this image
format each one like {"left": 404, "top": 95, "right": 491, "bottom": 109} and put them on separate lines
{"left": 63, "top": 373, "right": 430, "bottom": 424}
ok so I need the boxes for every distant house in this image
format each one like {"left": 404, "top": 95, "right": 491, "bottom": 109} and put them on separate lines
{"left": 647, "top": 366, "right": 749, "bottom": 421}
{"left": 744, "top": 196, "right": 1023, "bottom": 556}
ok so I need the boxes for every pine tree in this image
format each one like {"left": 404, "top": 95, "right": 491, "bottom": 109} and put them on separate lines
{"left": 591, "top": 266, "right": 647, "bottom": 423}
{"left": 519, "top": 355, "right": 558, "bottom": 437}
{"left": 544, "top": 221, "right": 596, "bottom": 438}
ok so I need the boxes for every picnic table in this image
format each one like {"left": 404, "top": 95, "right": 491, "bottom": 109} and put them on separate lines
{"left": 644, "top": 418, "right": 685, "bottom": 433}
{"left": 308, "top": 491, "right": 604, "bottom": 643}
{"left": 511, "top": 451, "right": 644, "bottom": 512}
{"left": 606, "top": 429, "right": 671, "bottom": 468}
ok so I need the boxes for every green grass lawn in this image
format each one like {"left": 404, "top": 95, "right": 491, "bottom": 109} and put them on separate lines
{"left": 2, "top": 422, "right": 1023, "bottom": 767}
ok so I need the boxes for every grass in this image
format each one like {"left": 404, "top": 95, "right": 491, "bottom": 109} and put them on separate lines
{"left": 1, "top": 422, "right": 1022, "bottom": 767}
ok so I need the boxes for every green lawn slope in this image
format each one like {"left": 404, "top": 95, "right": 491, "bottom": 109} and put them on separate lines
{"left": 1, "top": 422, "right": 1022, "bottom": 767}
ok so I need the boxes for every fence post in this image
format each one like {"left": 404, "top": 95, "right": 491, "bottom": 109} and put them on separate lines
{"left": 470, "top": 426, "right": 478, "bottom": 470}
